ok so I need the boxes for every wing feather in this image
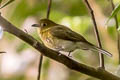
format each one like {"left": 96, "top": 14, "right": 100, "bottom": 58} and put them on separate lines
{"left": 50, "top": 26, "right": 88, "bottom": 42}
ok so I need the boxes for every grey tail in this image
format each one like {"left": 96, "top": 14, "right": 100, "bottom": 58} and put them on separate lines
{"left": 91, "top": 45, "right": 112, "bottom": 57}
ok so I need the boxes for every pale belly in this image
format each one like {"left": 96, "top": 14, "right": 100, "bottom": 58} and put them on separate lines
{"left": 40, "top": 31, "right": 90, "bottom": 52}
{"left": 43, "top": 37, "right": 77, "bottom": 52}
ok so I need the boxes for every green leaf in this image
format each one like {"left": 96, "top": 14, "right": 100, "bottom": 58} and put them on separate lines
{"left": 0, "top": 0, "right": 15, "bottom": 9}
{"left": 106, "top": 3, "right": 120, "bottom": 24}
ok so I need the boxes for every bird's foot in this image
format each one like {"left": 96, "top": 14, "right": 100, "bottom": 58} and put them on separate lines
{"left": 97, "top": 67, "right": 105, "bottom": 71}
{"left": 57, "top": 51, "right": 62, "bottom": 56}
{"left": 68, "top": 55, "right": 72, "bottom": 57}
{"left": 67, "top": 52, "right": 72, "bottom": 57}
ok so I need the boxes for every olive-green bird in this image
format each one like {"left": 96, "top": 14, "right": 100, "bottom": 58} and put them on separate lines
{"left": 32, "top": 19, "right": 112, "bottom": 57}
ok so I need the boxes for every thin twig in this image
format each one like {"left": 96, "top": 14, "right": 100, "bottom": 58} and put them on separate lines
{"left": 37, "top": 0, "right": 52, "bottom": 80}
{"left": 84, "top": 0, "right": 105, "bottom": 69}
{"left": 109, "top": 0, "right": 120, "bottom": 64}
{"left": 0, "top": 0, "right": 15, "bottom": 9}
{"left": 37, "top": 54, "right": 43, "bottom": 80}
{"left": 46, "top": 0, "right": 52, "bottom": 19}
{"left": 0, "top": 15, "right": 119, "bottom": 80}
{"left": 0, "top": 51, "right": 6, "bottom": 53}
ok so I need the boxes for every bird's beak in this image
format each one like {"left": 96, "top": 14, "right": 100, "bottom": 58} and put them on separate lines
{"left": 32, "top": 24, "right": 40, "bottom": 27}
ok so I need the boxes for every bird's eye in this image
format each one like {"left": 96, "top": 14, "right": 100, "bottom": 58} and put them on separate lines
{"left": 41, "top": 23, "right": 47, "bottom": 27}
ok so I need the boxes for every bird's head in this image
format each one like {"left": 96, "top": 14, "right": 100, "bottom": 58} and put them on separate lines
{"left": 32, "top": 19, "right": 57, "bottom": 31}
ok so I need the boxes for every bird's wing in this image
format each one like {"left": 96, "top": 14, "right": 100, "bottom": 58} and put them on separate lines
{"left": 50, "top": 25, "right": 88, "bottom": 42}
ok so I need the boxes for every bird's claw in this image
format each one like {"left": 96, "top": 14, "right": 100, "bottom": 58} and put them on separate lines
{"left": 67, "top": 52, "right": 72, "bottom": 57}
{"left": 68, "top": 55, "right": 72, "bottom": 57}
{"left": 97, "top": 67, "right": 105, "bottom": 71}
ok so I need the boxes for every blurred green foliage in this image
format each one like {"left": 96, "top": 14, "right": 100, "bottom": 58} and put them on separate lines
{"left": 16, "top": 43, "right": 30, "bottom": 53}
{"left": 0, "top": 0, "right": 2, "bottom": 4}
{"left": 107, "top": 26, "right": 117, "bottom": 40}
{"left": 0, "top": 75, "right": 25, "bottom": 80}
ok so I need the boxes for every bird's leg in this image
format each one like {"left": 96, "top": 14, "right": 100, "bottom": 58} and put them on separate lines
{"left": 68, "top": 51, "right": 72, "bottom": 57}
{"left": 58, "top": 52, "right": 62, "bottom": 56}
{"left": 58, "top": 50, "right": 62, "bottom": 56}
{"left": 57, "top": 50, "right": 62, "bottom": 56}
{"left": 56, "top": 48, "right": 63, "bottom": 56}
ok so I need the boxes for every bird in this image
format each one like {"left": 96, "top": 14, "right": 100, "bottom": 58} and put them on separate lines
{"left": 32, "top": 19, "right": 112, "bottom": 57}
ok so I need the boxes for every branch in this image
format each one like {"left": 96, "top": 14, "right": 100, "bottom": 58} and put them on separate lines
{"left": 37, "top": 54, "right": 43, "bottom": 80}
{"left": 0, "top": 15, "right": 119, "bottom": 80}
{"left": 84, "top": 0, "right": 105, "bottom": 69}
{"left": 109, "top": 0, "right": 120, "bottom": 64}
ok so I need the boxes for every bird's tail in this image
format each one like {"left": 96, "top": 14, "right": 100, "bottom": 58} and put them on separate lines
{"left": 77, "top": 42, "right": 112, "bottom": 57}
{"left": 90, "top": 44, "right": 112, "bottom": 57}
